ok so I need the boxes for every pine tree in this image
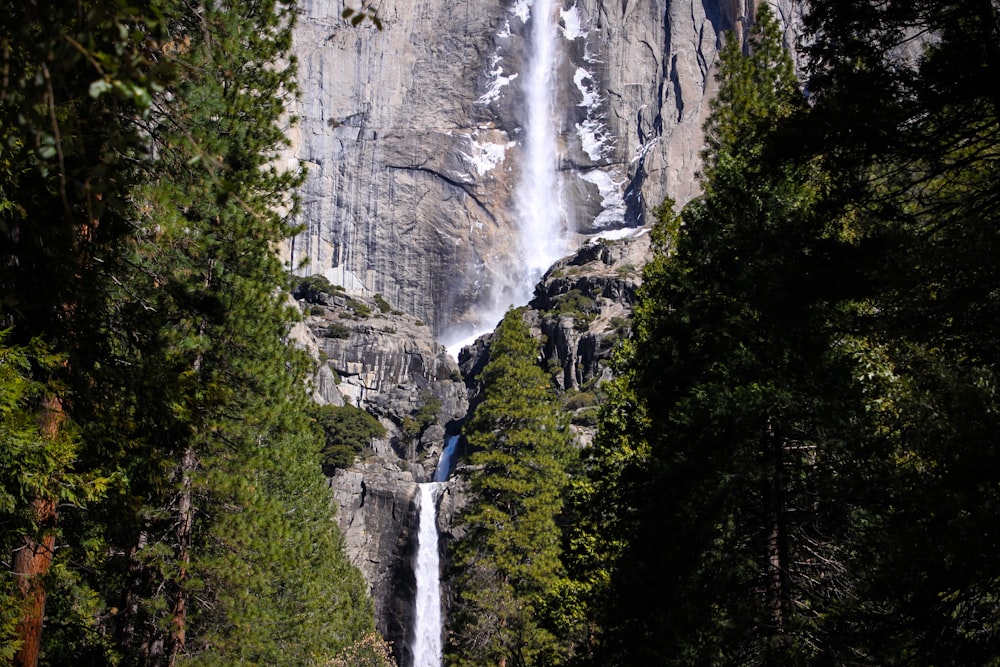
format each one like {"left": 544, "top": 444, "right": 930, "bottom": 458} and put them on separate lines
{"left": 4, "top": 0, "right": 379, "bottom": 663}
{"left": 1, "top": 3, "right": 167, "bottom": 663}
{"left": 577, "top": 8, "right": 874, "bottom": 664}
{"left": 578, "top": 2, "right": 1000, "bottom": 664}
{"left": 447, "top": 309, "right": 575, "bottom": 667}
{"left": 798, "top": 1, "right": 1000, "bottom": 661}
{"left": 58, "top": 1, "right": 377, "bottom": 663}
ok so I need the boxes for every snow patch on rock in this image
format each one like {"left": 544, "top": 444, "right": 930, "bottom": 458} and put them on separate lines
{"left": 560, "top": 4, "right": 586, "bottom": 40}
{"left": 574, "top": 67, "right": 601, "bottom": 108}
{"left": 477, "top": 54, "right": 518, "bottom": 105}
{"left": 511, "top": 0, "right": 530, "bottom": 23}
{"left": 462, "top": 136, "right": 515, "bottom": 176}
{"left": 580, "top": 169, "right": 627, "bottom": 228}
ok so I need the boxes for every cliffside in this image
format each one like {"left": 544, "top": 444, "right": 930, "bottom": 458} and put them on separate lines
{"left": 286, "top": 0, "right": 803, "bottom": 335}
{"left": 290, "top": 231, "right": 648, "bottom": 660}
{"left": 285, "top": 2, "right": 806, "bottom": 661}
{"left": 289, "top": 283, "right": 468, "bottom": 655}
{"left": 459, "top": 231, "right": 651, "bottom": 446}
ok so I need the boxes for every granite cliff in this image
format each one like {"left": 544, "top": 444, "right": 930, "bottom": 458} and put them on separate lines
{"left": 285, "top": 0, "right": 802, "bottom": 336}
{"left": 289, "top": 284, "right": 468, "bottom": 659}
{"left": 285, "top": 2, "right": 807, "bottom": 662}
{"left": 289, "top": 231, "right": 649, "bottom": 660}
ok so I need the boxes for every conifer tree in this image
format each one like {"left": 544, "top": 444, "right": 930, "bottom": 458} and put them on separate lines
{"left": 579, "top": 2, "right": 1000, "bottom": 664}
{"left": 4, "top": 0, "right": 379, "bottom": 663}
{"left": 447, "top": 309, "right": 575, "bottom": 667}
{"left": 577, "top": 8, "right": 873, "bottom": 664}
{"left": 1, "top": 2, "right": 167, "bottom": 663}
{"left": 797, "top": 1, "right": 1000, "bottom": 661}
{"left": 58, "top": 1, "right": 377, "bottom": 663}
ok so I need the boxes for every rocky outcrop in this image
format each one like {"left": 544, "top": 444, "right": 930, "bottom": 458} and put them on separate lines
{"left": 291, "top": 284, "right": 468, "bottom": 653}
{"left": 330, "top": 460, "right": 418, "bottom": 652}
{"left": 286, "top": 0, "right": 804, "bottom": 334}
{"left": 457, "top": 231, "right": 651, "bottom": 445}
{"left": 530, "top": 231, "right": 651, "bottom": 391}
{"left": 297, "top": 283, "right": 468, "bottom": 473}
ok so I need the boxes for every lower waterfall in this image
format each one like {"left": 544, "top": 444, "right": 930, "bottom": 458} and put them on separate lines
{"left": 411, "top": 435, "right": 460, "bottom": 666}
{"left": 411, "top": 483, "right": 443, "bottom": 667}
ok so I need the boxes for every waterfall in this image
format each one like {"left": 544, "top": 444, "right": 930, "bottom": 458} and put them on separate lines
{"left": 516, "top": 0, "right": 567, "bottom": 286}
{"left": 434, "top": 435, "right": 460, "bottom": 483}
{"left": 444, "top": 0, "right": 569, "bottom": 357}
{"left": 410, "top": 434, "right": 461, "bottom": 666}
{"left": 411, "top": 483, "right": 443, "bottom": 667}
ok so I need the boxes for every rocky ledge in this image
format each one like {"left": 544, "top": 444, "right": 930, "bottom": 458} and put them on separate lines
{"left": 289, "top": 279, "right": 469, "bottom": 654}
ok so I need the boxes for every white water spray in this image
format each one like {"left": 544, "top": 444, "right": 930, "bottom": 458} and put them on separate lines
{"left": 411, "top": 483, "right": 443, "bottom": 667}
{"left": 410, "top": 435, "right": 460, "bottom": 666}
{"left": 516, "top": 0, "right": 567, "bottom": 283}
{"left": 444, "top": 0, "right": 570, "bottom": 357}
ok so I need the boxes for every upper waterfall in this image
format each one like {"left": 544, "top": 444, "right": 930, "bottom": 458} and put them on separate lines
{"left": 289, "top": 0, "right": 783, "bottom": 333}
{"left": 515, "top": 0, "right": 570, "bottom": 293}
{"left": 444, "top": 0, "right": 571, "bottom": 356}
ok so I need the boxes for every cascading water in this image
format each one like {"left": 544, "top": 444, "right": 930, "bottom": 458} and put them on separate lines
{"left": 409, "top": 435, "right": 459, "bottom": 667}
{"left": 434, "top": 435, "right": 460, "bottom": 483}
{"left": 410, "top": 483, "right": 443, "bottom": 667}
{"left": 516, "top": 0, "right": 567, "bottom": 286}
{"left": 444, "top": 0, "right": 570, "bottom": 357}
{"left": 415, "top": 1, "right": 570, "bottom": 661}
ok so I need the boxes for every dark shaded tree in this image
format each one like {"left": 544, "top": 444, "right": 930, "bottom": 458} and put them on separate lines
{"left": 1, "top": 3, "right": 169, "bottom": 662}
{"left": 797, "top": 1, "right": 1000, "bottom": 661}
{"left": 575, "top": 8, "right": 875, "bottom": 664}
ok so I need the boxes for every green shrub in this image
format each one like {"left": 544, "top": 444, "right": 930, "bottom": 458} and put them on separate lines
{"left": 310, "top": 403, "right": 386, "bottom": 472}
{"left": 553, "top": 289, "right": 595, "bottom": 317}
{"left": 402, "top": 392, "right": 441, "bottom": 439}
{"left": 563, "top": 391, "right": 599, "bottom": 411}
{"left": 346, "top": 298, "right": 371, "bottom": 317}
{"left": 373, "top": 293, "right": 392, "bottom": 313}
{"left": 324, "top": 323, "right": 351, "bottom": 339}
{"left": 571, "top": 406, "right": 600, "bottom": 427}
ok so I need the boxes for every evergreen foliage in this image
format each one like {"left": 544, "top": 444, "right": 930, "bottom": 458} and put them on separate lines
{"left": 1, "top": 1, "right": 379, "bottom": 664}
{"left": 575, "top": 10, "right": 862, "bottom": 663}
{"left": 311, "top": 403, "right": 386, "bottom": 471}
{"left": 797, "top": 1, "right": 1000, "bottom": 661}
{"left": 576, "top": 2, "right": 1000, "bottom": 665}
{"left": 447, "top": 309, "right": 575, "bottom": 667}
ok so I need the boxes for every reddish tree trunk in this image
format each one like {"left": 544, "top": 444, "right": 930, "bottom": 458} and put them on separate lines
{"left": 12, "top": 497, "right": 57, "bottom": 667}
{"left": 13, "top": 394, "right": 64, "bottom": 667}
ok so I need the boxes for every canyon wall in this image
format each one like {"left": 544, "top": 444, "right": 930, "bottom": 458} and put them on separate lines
{"left": 286, "top": 0, "right": 803, "bottom": 336}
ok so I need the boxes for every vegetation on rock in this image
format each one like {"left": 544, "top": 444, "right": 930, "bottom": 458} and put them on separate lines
{"left": 569, "top": 2, "right": 1000, "bottom": 664}
{"left": 447, "top": 309, "right": 576, "bottom": 666}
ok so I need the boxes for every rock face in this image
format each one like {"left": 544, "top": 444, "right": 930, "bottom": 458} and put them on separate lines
{"left": 459, "top": 231, "right": 652, "bottom": 446}
{"left": 293, "top": 232, "right": 648, "bottom": 659}
{"left": 290, "top": 285, "right": 468, "bottom": 656}
{"left": 285, "top": 2, "right": 807, "bottom": 661}
{"left": 530, "top": 231, "right": 650, "bottom": 387}
{"left": 286, "top": 0, "right": 803, "bottom": 335}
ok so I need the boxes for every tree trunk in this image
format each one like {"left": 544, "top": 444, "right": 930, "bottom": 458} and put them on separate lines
{"left": 167, "top": 444, "right": 197, "bottom": 666}
{"left": 13, "top": 394, "right": 64, "bottom": 667}
{"left": 763, "top": 420, "right": 791, "bottom": 660}
{"left": 12, "top": 497, "right": 57, "bottom": 667}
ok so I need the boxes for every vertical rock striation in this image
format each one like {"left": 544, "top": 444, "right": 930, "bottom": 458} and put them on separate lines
{"left": 287, "top": 0, "right": 802, "bottom": 335}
